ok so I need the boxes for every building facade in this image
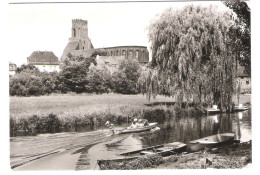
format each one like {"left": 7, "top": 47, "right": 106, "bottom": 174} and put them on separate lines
{"left": 27, "top": 51, "right": 60, "bottom": 72}
{"left": 9, "top": 61, "right": 17, "bottom": 76}
{"left": 98, "top": 46, "right": 149, "bottom": 64}
{"left": 61, "top": 19, "right": 149, "bottom": 66}
{"left": 61, "top": 19, "right": 94, "bottom": 62}
{"left": 237, "top": 66, "right": 251, "bottom": 94}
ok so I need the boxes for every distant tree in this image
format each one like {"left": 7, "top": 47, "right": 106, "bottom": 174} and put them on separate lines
{"left": 59, "top": 53, "right": 96, "bottom": 93}
{"left": 112, "top": 58, "right": 141, "bottom": 94}
{"left": 91, "top": 49, "right": 107, "bottom": 57}
{"left": 10, "top": 70, "right": 44, "bottom": 96}
{"left": 15, "top": 64, "right": 40, "bottom": 74}
{"left": 145, "top": 5, "right": 238, "bottom": 110}
{"left": 137, "top": 67, "right": 159, "bottom": 100}
{"left": 41, "top": 72, "right": 60, "bottom": 94}
{"left": 85, "top": 66, "right": 112, "bottom": 94}
{"left": 223, "top": 0, "right": 251, "bottom": 75}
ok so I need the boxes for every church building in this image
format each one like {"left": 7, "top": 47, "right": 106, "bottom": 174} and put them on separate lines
{"left": 61, "top": 19, "right": 149, "bottom": 66}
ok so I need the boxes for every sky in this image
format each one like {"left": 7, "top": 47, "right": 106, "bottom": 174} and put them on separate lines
{"left": 8, "top": 0, "right": 231, "bottom": 66}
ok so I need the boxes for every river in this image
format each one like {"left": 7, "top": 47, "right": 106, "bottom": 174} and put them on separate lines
{"left": 10, "top": 110, "right": 251, "bottom": 170}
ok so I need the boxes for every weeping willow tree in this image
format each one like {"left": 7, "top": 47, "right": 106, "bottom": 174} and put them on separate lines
{"left": 142, "top": 5, "right": 240, "bottom": 110}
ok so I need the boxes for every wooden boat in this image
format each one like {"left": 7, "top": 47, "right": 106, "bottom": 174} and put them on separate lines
{"left": 189, "top": 133, "right": 235, "bottom": 152}
{"left": 206, "top": 105, "right": 221, "bottom": 114}
{"left": 234, "top": 104, "right": 248, "bottom": 112}
{"left": 118, "top": 122, "right": 158, "bottom": 134}
{"left": 97, "top": 142, "right": 187, "bottom": 167}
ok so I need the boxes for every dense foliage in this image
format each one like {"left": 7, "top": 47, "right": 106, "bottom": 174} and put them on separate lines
{"left": 85, "top": 65, "right": 112, "bottom": 93}
{"left": 10, "top": 67, "right": 60, "bottom": 96}
{"left": 223, "top": 0, "right": 251, "bottom": 75}
{"left": 10, "top": 53, "right": 142, "bottom": 96}
{"left": 112, "top": 58, "right": 141, "bottom": 94}
{"left": 143, "top": 5, "right": 239, "bottom": 110}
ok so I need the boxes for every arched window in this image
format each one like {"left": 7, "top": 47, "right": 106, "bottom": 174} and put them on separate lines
{"left": 116, "top": 50, "right": 119, "bottom": 56}
{"left": 111, "top": 51, "right": 113, "bottom": 56}
{"left": 73, "top": 28, "right": 76, "bottom": 37}
{"left": 122, "top": 50, "right": 126, "bottom": 56}
{"left": 129, "top": 50, "right": 133, "bottom": 57}
{"left": 135, "top": 51, "right": 139, "bottom": 58}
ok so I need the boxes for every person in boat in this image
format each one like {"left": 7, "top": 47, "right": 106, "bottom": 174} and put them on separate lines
{"left": 137, "top": 119, "right": 149, "bottom": 127}
{"left": 128, "top": 118, "right": 138, "bottom": 129}
{"left": 137, "top": 119, "right": 143, "bottom": 127}
{"left": 105, "top": 121, "right": 115, "bottom": 134}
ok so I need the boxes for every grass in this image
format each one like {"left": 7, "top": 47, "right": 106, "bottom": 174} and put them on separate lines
{"left": 10, "top": 94, "right": 182, "bottom": 136}
{"left": 10, "top": 94, "right": 175, "bottom": 118}
{"left": 9, "top": 93, "right": 250, "bottom": 136}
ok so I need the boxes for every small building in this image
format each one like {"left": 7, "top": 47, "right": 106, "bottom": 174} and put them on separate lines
{"left": 237, "top": 66, "right": 251, "bottom": 94}
{"left": 9, "top": 61, "right": 17, "bottom": 76}
{"left": 27, "top": 51, "right": 60, "bottom": 72}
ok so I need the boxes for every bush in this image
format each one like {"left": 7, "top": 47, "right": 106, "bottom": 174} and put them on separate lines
{"left": 112, "top": 58, "right": 141, "bottom": 94}
{"left": 10, "top": 68, "right": 60, "bottom": 96}
{"left": 85, "top": 66, "right": 112, "bottom": 94}
{"left": 9, "top": 70, "right": 44, "bottom": 96}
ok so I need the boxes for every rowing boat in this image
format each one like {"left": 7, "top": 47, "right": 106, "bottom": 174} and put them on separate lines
{"left": 206, "top": 105, "right": 221, "bottom": 114}
{"left": 234, "top": 104, "right": 248, "bottom": 112}
{"left": 189, "top": 133, "right": 235, "bottom": 152}
{"left": 97, "top": 142, "right": 186, "bottom": 168}
{"left": 118, "top": 122, "right": 158, "bottom": 134}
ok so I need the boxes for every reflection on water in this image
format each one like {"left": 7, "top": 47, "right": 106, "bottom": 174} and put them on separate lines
{"left": 87, "top": 110, "right": 251, "bottom": 169}
{"left": 10, "top": 108, "right": 251, "bottom": 170}
{"left": 137, "top": 109, "right": 251, "bottom": 147}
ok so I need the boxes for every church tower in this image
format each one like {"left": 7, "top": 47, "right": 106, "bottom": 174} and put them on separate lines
{"left": 70, "top": 19, "right": 91, "bottom": 50}
{"left": 61, "top": 19, "right": 94, "bottom": 62}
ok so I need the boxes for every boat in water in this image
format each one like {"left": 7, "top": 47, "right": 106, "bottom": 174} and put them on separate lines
{"left": 118, "top": 122, "right": 158, "bottom": 134}
{"left": 234, "top": 104, "right": 248, "bottom": 112}
{"left": 189, "top": 133, "right": 235, "bottom": 152}
{"left": 97, "top": 142, "right": 187, "bottom": 168}
{"left": 206, "top": 105, "right": 221, "bottom": 115}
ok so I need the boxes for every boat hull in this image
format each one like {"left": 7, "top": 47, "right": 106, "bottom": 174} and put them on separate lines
{"left": 234, "top": 107, "right": 248, "bottom": 112}
{"left": 206, "top": 109, "right": 221, "bottom": 115}
{"left": 189, "top": 133, "right": 235, "bottom": 152}
{"left": 118, "top": 123, "right": 157, "bottom": 134}
{"left": 98, "top": 142, "right": 187, "bottom": 168}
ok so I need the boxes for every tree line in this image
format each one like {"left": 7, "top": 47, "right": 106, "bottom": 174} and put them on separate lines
{"left": 10, "top": 2, "right": 250, "bottom": 111}
{"left": 9, "top": 52, "right": 143, "bottom": 96}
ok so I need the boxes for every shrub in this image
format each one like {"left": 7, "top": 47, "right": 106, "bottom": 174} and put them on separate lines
{"left": 112, "top": 58, "right": 141, "bottom": 94}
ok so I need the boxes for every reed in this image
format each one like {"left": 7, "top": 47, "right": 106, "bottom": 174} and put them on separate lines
{"left": 10, "top": 94, "right": 205, "bottom": 136}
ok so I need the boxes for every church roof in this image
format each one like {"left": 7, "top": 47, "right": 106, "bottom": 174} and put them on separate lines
{"left": 27, "top": 51, "right": 59, "bottom": 65}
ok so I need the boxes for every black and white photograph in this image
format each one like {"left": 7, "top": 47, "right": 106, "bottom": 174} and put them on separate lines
{"left": 6, "top": 0, "right": 254, "bottom": 171}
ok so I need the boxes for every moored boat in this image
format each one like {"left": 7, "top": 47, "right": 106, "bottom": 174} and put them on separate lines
{"left": 234, "top": 104, "right": 248, "bottom": 112}
{"left": 97, "top": 142, "right": 187, "bottom": 167}
{"left": 206, "top": 105, "right": 221, "bottom": 115}
{"left": 118, "top": 122, "right": 158, "bottom": 134}
{"left": 189, "top": 133, "right": 235, "bottom": 152}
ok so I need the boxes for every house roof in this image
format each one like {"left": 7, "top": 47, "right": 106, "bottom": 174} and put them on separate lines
{"left": 27, "top": 51, "right": 59, "bottom": 65}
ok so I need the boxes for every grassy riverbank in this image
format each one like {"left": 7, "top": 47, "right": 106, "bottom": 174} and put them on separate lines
{"left": 99, "top": 141, "right": 252, "bottom": 170}
{"left": 157, "top": 141, "right": 252, "bottom": 169}
{"left": 9, "top": 94, "right": 250, "bottom": 136}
